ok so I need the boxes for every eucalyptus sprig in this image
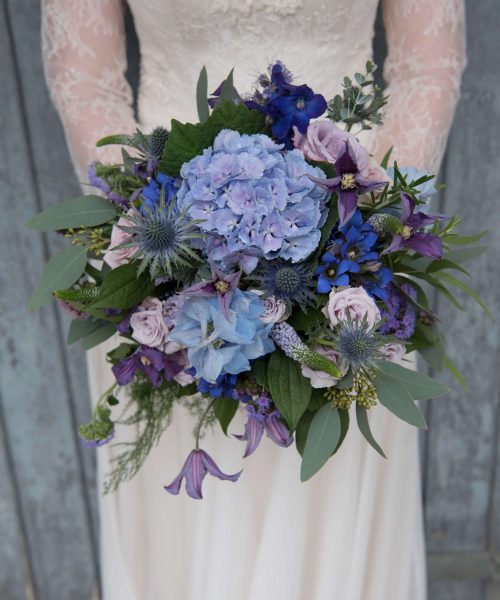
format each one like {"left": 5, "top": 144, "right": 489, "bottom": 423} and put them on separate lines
{"left": 327, "top": 61, "right": 388, "bottom": 133}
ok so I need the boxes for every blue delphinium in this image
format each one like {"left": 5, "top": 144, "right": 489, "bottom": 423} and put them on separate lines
{"left": 316, "top": 210, "right": 392, "bottom": 299}
{"left": 176, "top": 129, "right": 329, "bottom": 271}
{"left": 141, "top": 172, "right": 179, "bottom": 212}
{"left": 246, "top": 62, "right": 327, "bottom": 148}
{"left": 167, "top": 289, "right": 275, "bottom": 383}
{"left": 196, "top": 372, "right": 239, "bottom": 398}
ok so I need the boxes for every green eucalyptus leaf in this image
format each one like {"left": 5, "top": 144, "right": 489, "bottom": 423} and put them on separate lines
{"left": 67, "top": 319, "right": 102, "bottom": 345}
{"left": 444, "top": 356, "right": 468, "bottom": 389}
{"left": 267, "top": 351, "right": 311, "bottom": 431}
{"left": 80, "top": 322, "right": 116, "bottom": 350}
{"left": 443, "top": 246, "right": 488, "bottom": 264}
{"left": 444, "top": 230, "right": 489, "bottom": 245}
{"left": 89, "top": 264, "right": 155, "bottom": 310}
{"left": 213, "top": 396, "right": 239, "bottom": 435}
{"left": 356, "top": 404, "right": 386, "bottom": 458}
{"left": 28, "top": 246, "right": 88, "bottom": 309}
{"left": 295, "top": 410, "right": 315, "bottom": 456}
{"left": 301, "top": 404, "right": 341, "bottom": 481}
{"left": 27, "top": 196, "right": 118, "bottom": 230}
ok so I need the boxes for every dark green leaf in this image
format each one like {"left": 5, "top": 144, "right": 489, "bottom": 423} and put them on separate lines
{"left": 426, "top": 259, "right": 470, "bottom": 277}
{"left": 444, "top": 356, "right": 468, "bottom": 389}
{"left": 27, "top": 196, "right": 118, "bottom": 231}
{"left": 443, "top": 246, "right": 489, "bottom": 264}
{"left": 434, "top": 271, "right": 493, "bottom": 321}
{"left": 295, "top": 410, "right": 315, "bottom": 456}
{"left": 444, "top": 230, "right": 489, "bottom": 245}
{"left": 356, "top": 404, "right": 386, "bottom": 458}
{"left": 80, "top": 322, "right": 116, "bottom": 350}
{"left": 249, "top": 357, "right": 268, "bottom": 388}
{"left": 301, "top": 404, "right": 341, "bottom": 481}
{"left": 267, "top": 351, "right": 311, "bottom": 431}
{"left": 418, "top": 326, "right": 445, "bottom": 371}
{"left": 159, "top": 102, "right": 268, "bottom": 176}
{"left": 213, "top": 396, "right": 239, "bottom": 435}
{"left": 288, "top": 308, "right": 324, "bottom": 332}
{"left": 309, "top": 388, "right": 327, "bottom": 411}
{"left": 333, "top": 408, "right": 350, "bottom": 456}
{"left": 107, "top": 343, "right": 136, "bottom": 361}
{"left": 28, "top": 246, "right": 88, "bottom": 309}
{"left": 314, "top": 196, "right": 339, "bottom": 259}
{"left": 196, "top": 66, "right": 209, "bottom": 122}
{"left": 96, "top": 133, "right": 134, "bottom": 147}
{"left": 375, "top": 361, "right": 450, "bottom": 400}
{"left": 67, "top": 318, "right": 102, "bottom": 345}
{"left": 107, "top": 395, "right": 120, "bottom": 406}
{"left": 89, "top": 264, "right": 155, "bottom": 310}
{"left": 380, "top": 146, "right": 393, "bottom": 169}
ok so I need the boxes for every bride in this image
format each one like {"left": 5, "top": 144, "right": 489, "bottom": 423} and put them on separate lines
{"left": 41, "top": 1, "right": 466, "bottom": 598}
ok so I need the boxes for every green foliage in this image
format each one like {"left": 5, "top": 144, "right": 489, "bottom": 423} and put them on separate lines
{"left": 103, "top": 376, "right": 182, "bottom": 494}
{"left": 79, "top": 405, "right": 114, "bottom": 445}
{"left": 80, "top": 322, "right": 116, "bottom": 351}
{"left": 27, "top": 195, "right": 118, "bottom": 231}
{"left": 374, "top": 361, "right": 450, "bottom": 429}
{"left": 327, "top": 61, "right": 388, "bottom": 132}
{"left": 213, "top": 396, "right": 239, "bottom": 435}
{"left": 267, "top": 351, "right": 312, "bottom": 432}
{"left": 288, "top": 306, "right": 324, "bottom": 332}
{"left": 196, "top": 66, "right": 209, "bottom": 122}
{"left": 88, "top": 263, "right": 155, "bottom": 310}
{"left": 249, "top": 357, "right": 268, "bottom": 388}
{"left": 158, "top": 101, "right": 269, "bottom": 176}
{"left": 295, "top": 410, "right": 314, "bottom": 456}
{"left": 67, "top": 319, "right": 102, "bottom": 345}
{"left": 356, "top": 404, "right": 386, "bottom": 458}
{"left": 300, "top": 404, "right": 341, "bottom": 481}
{"left": 28, "top": 246, "right": 88, "bottom": 309}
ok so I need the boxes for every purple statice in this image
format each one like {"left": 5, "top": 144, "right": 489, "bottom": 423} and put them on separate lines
{"left": 112, "top": 345, "right": 185, "bottom": 388}
{"left": 315, "top": 209, "right": 393, "bottom": 300}
{"left": 176, "top": 129, "right": 329, "bottom": 271}
{"left": 310, "top": 141, "right": 387, "bottom": 226}
{"left": 87, "top": 162, "right": 129, "bottom": 209}
{"left": 57, "top": 298, "right": 90, "bottom": 320}
{"left": 235, "top": 394, "right": 293, "bottom": 457}
{"left": 379, "top": 283, "right": 417, "bottom": 340}
{"left": 246, "top": 62, "right": 327, "bottom": 148}
{"left": 164, "top": 449, "right": 241, "bottom": 499}
{"left": 78, "top": 430, "right": 115, "bottom": 448}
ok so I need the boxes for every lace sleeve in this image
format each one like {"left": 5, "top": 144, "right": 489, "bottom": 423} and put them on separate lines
{"left": 41, "top": 0, "right": 137, "bottom": 180}
{"left": 370, "top": 0, "right": 466, "bottom": 172}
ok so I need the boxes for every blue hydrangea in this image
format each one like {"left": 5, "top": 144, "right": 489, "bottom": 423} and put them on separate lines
{"left": 176, "top": 129, "right": 329, "bottom": 272}
{"left": 167, "top": 289, "right": 275, "bottom": 383}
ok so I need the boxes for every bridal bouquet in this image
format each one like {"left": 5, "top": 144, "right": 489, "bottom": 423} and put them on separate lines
{"left": 28, "top": 61, "right": 489, "bottom": 498}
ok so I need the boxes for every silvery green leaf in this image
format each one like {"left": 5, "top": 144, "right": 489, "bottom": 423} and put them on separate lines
{"left": 301, "top": 404, "right": 341, "bottom": 481}
{"left": 27, "top": 195, "right": 118, "bottom": 231}
{"left": 356, "top": 404, "right": 386, "bottom": 458}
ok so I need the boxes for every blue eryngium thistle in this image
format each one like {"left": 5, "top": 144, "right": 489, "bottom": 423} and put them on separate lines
{"left": 270, "top": 322, "right": 342, "bottom": 377}
{"left": 249, "top": 259, "right": 315, "bottom": 311}
{"left": 115, "top": 191, "right": 204, "bottom": 277}
{"left": 334, "top": 316, "right": 386, "bottom": 371}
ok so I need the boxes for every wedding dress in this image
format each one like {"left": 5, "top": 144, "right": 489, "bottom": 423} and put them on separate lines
{"left": 41, "top": 1, "right": 466, "bottom": 599}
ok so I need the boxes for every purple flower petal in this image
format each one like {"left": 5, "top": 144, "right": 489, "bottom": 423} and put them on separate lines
{"left": 338, "top": 189, "right": 358, "bottom": 226}
{"left": 201, "top": 450, "right": 242, "bottom": 483}
{"left": 112, "top": 354, "right": 139, "bottom": 386}
{"left": 335, "top": 141, "right": 358, "bottom": 175}
{"left": 264, "top": 415, "right": 293, "bottom": 447}
{"left": 235, "top": 416, "right": 265, "bottom": 457}
{"left": 407, "top": 232, "right": 443, "bottom": 259}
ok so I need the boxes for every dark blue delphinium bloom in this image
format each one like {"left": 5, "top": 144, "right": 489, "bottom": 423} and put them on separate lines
{"left": 141, "top": 172, "right": 179, "bottom": 213}
{"left": 360, "top": 266, "right": 393, "bottom": 301}
{"left": 196, "top": 372, "right": 239, "bottom": 399}
{"left": 246, "top": 62, "right": 327, "bottom": 148}
{"left": 316, "top": 210, "right": 382, "bottom": 294}
{"left": 379, "top": 283, "right": 417, "bottom": 339}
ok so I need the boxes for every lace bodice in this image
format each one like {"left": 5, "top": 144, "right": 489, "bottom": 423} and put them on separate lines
{"left": 41, "top": 0, "right": 466, "bottom": 180}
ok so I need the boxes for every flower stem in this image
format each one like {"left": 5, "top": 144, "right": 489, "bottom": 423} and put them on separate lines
{"left": 93, "top": 382, "right": 118, "bottom": 418}
{"left": 195, "top": 398, "right": 216, "bottom": 449}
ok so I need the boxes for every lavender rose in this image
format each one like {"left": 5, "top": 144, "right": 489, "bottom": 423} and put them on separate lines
{"left": 380, "top": 342, "right": 406, "bottom": 363}
{"left": 293, "top": 120, "right": 369, "bottom": 171}
{"left": 323, "top": 286, "right": 381, "bottom": 330}
{"left": 103, "top": 209, "right": 137, "bottom": 269}
{"left": 301, "top": 344, "right": 348, "bottom": 388}
{"left": 130, "top": 297, "right": 169, "bottom": 349}
{"left": 251, "top": 291, "right": 288, "bottom": 324}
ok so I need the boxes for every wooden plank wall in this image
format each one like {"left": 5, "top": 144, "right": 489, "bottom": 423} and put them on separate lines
{"left": 0, "top": 1, "right": 498, "bottom": 599}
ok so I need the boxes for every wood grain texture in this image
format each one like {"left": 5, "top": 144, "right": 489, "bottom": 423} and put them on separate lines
{"left": 0, "top": 0, "right": 98, "bottom": 598}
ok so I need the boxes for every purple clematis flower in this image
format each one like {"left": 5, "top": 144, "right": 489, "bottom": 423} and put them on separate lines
{"left": 310, "top": 141, "right": 387, "bottom": 226}
{"left": 164, "top": 449, "right": 242, "bottom": 499}
{"left": 88, "top": 162, "right": 129, "bottom": 209}
{"left": 234, "top": 396, "right": 293, "bottom": 457}
{"left": 112, "top": 345, "right": 184, "bottom": 388}
{"left": 181, "top": 261, "right": 241, "bottom": 320}
{"left": 383, "top": 192, "right": 443, "bottom": 259}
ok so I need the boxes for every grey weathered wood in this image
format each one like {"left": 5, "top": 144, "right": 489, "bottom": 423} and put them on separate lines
{"left": 4, "top": 0, "right": 100, "bottom": 563}
{"left": 422, "top": 1, "right": 500, "bottom": 599}
{"left": 0, "top": 415, "right": 34, "bottom": 600}
{"left": 0, "top": 0, "right": 98, "bottom": 598}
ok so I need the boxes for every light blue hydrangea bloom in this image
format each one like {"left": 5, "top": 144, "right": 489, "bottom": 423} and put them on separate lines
{"left": 176, "top": 129, "right": 329, "bottom": 272}
{"left": 386, "top": 166, "right": 437, "bottom": 201}
{"left": 167, "top": 289, "right": 275, "bottom": 383}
